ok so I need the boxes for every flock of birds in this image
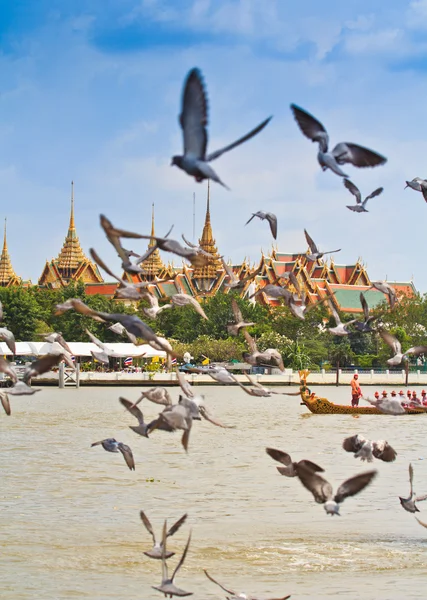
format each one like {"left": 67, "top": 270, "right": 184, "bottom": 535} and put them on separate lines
{"left": 4, "top": 66, "right": 427, "bottom": 598}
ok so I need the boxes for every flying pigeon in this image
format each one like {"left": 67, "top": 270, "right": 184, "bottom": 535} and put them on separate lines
{"left": 245, "top": 211, "right": 278, "bottom": 239}
{"left": 172, "top": 68, "right": 272, "bottom": 188}
{"left": 290, "top": 104, "right": 387, "bottom": 177}
{"left": 344, "top": 179, "right": 383, "bottom": 213}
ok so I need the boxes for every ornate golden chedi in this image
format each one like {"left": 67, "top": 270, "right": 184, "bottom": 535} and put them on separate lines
{"left": 38, "top": 182, "right": 103, "bottom": 288}
{"left": 0, "top": 219, "right": 22, "bottom": 287}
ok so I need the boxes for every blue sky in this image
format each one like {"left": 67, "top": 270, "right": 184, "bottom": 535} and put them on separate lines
{"left": 1, "top": 0, "right": 427, "bottom": 290}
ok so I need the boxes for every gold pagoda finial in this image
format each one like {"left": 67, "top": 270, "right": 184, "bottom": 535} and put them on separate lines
{"left": 3, "top": 218, "right": 7, "bottom": 252}
{"left": 69, "top": 181, "right": 75, "bottom": 232}
{"left": 193, "top": 181, "right": 222, "bottom": 289}
{"left": 149, "top": 203, "right": 156, "bottom": 248}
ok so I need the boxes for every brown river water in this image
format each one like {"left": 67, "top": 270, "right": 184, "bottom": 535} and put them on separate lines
{"left": 1, "top": 384, "right": 427, "bottom": 599}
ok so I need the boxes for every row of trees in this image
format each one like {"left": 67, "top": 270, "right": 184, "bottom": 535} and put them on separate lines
{"left": 0, "top": 284, "right": 425, "bottom": 369}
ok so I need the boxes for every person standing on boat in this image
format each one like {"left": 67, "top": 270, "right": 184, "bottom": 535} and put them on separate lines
{"left": 350, "top": 373, "right": 362, "bottom": 407}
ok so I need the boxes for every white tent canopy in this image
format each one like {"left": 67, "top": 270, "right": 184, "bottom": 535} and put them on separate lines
{"left": 0, "top": 342, "right": 166, "bottom": 358}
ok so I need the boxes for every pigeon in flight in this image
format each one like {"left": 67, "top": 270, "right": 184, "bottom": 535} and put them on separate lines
{"left": 379, "top": 329, "right": 427, "bottom": 367}
{"left": 266, "top": 448, "right": 324, "bottom": 477}
{"left": 369, "top": 281, "right": 397, "bottom": 309}
{"left": 290, "top": 104, "right": 387, "bottom": 177}
{"left": 342, "top": 434, "right": 397, "bottom": 463}
{"left": 242, "top": 329, "right": 285, "bottom": 372}
{"left": 204, "top": 569, "right": 291, "bottom": 600}
{"left": 172, "top": 68, "right": 272, "bottom": 188}
{"left": 326, "top": 298, "right": 356, "bottom": 336}
{"left": 353, "top": 293, "right": 377, "bottom": 333}
{"left": 140, "top": 511, "right": 187, "bottom": 560}
{"left": 405, "top": 177, "right": 427, "bottom": 202}
{"left": 227, "top": 298, "right": 255, "bottom": 336}
{"left": 344, "top": 179, "right": 383, "bottom": 213}
{"left": 152, "top": 521, "right": 192, "bottom": 597}
{"left": 297, "top": 463, "right": 377, "bottom": 515}
{"left": 91, "top": 438, "right": 135, "bottom": 470}
{"left": 399, "top": 463, "right": 427, "bottom": 513}
{"left": 245, "top": 211, "right": 277, "bottom": 239}
{"left": 304, "top": 230, "right": 341, "bottom": 262}
{"left": 362, "top": 395, "right": 406, "bottom": 415}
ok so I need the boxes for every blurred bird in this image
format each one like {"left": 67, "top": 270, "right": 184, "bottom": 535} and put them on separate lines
{"left": 399, "top": 463, "right": 427, "bottom": 513}
{"left": 242, "top": 330, "right": 285, "bottom": 372}
{"left": 342, "top": 434, "right": 397, "bottom": 463}
{"left": 119, "top": 397, "right": 151, "bottom": 438}
{"left": 245, "top": 211, "right": 277, "bottom": 239}
{"left": 148, "top": 404, "right": 193, "bottom": 452}
{"left": 152, "top": 521, "right": 192, "bottom": 597}
{"left": 326, "top": 298, "right": 356, "bottom": 336}
{"left": 231, "top": 373, "right": 285, "bottom": 397}
{"left": 91, "top": 438, "right": 135, "bottom": 470}
{"left": 344, "top": 179, "right": 383, "bottom": 212}
{"left": 227, "top": 298, "right": 255, "bottom": 336}
{"left": 0, "top": 354, "right": 64, "bottom": 396}
{"left": 204, "top": 569, "right": 291, "bottom": 600}
{"left": 266, "top": 448, "right": 324, "bottom": 477}
{"left": 304, "top": 230, "right": 341, "bottom": 262}
{"left": 296, "top": 463, "right": 377, "bottom": 515}
{"left": 38, "top": 331, "right": 72, "bottom": 354}
{"left": 140, "top": 511, "right": 187, "bottom": 560}
{"left": 172, "top": 67, "right": 272, "bottom": 188}
{"left": 353, "top": 293, "right": 377, "bottom": 333}
{"left": 290, "top": 103, "right": 387, "bottom": 177}
{"left": 362, "top": 394, "right": 406, "bottom": 415}
{"left": 379, "top": 329, "right": 427, "bottom": 367}
{"left": 368, "top": 281, "right": 397, "bottom": 309}
{"left": 405, "top": 177, "right": 427, "bottom": 202}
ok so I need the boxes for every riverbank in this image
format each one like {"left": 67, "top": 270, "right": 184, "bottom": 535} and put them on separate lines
{"left": 28, "top": 368, "right": 427, "bottom": 387}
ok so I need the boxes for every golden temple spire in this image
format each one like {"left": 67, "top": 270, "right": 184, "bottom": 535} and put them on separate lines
{"left": 193, "top": 181, "right": 222, "bottom": 289}
{"left": 0, "top": 218, "right": 19, "bottom": 285}
{"left": 56, "top": 181, "right": 88, "bottom": 272}
{"left": 69, "top": 180, "right": 75, "bottom": 232}
{"left": 139, "top": 203, "right": 166, "bottom": 278}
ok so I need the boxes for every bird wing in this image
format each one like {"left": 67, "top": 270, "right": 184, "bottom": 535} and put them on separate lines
{"left": 23, "top": 354, "right": 63, "bottom": 383}
{"left": 289, "top": 272, "right": 301, "bottom": 298}
{"left": 379, "top": 330, "right": 401, "bottom": 355}
{"left": 266, "top": 447, "right": 293, "bottom": 466}
{"left": 245, "top": 213, "right": 257, "bottom": 226}
{"left": 298, "top": 459, "right": 325, "bottom": 473}
{"left": 415, "top": 494, "right": 427, "bottom": 502}
{"left": 364, "top": 187, "right": 383, "bottom": 203}
{"left": 119, "top": 397, "right": 144, "bottom": 425}
{"left": 179, "top": 68, "right": 208, "bottom": 159}
{"left": 85, "top": 328, "right": 108, "bottom": 351}
{"left": 177, "top": 370, "right": 194, "bottom": 398}
{"left": 167, "top": 513, "right": 188, "bottom": 538}
{"left": 203, "top": 570, "right": 236, "bottom": 596}
{"left": 344, "top": 179, "right": 362, "bottom": 203}
{"left": 230, "top": 373, "right": 253, "bottom": 395}
{"left": 0, "top": 300, "right": 3, "bottom": 321}
{"left": 206, "top": 116, "right": 272, "bottom": 162}
{"left": 0, "top": 357, "right": 18, "bottom": 383}
{"left": 409, "top": 463, "right": 414, "bottom": 496}
{"left": 118, "top": 443, "right": 135, "bottom": 470}
{"left": 243, "top": 329, "right": 258, "bottom": 353}
{"left": 231, "top": 298, "right": 244, "bottom": 324}
{"left": 160, "top": 520, "right": 169, "bottom": 582}
{"left": 89, "top": 248, "right": 123, "bottom": 284}
{"left": 171, "top": 531, "right": 192, "bottom": 581}
{"left": 327, "top": 298, "right": 342, "bottom": 326}
{"left": 331, "top": 142, "right": 387, "bottom": 167}
{"left": 296, "top": 465, "right": 333, "bottom": 503}
{"left": 421, "top": 182, "right": 427, "bottom": 203}
{"left": 405, "top": 346, "right": 427, "bottom": 357}
{"left": 199, "top": 404, "right": 234, "bottom": 428}
{"left": 342, "top": 435, "right": 365, "bottom": 454}
{"left": 415, "top": 517, "right": 427, "bottom": 529}
{"left": 372, "top": 441, "right": 397, "bottom": 462}
{"left": 290, "top": 104, "right": 329, "bottom": 150}
{"left": 140, "top": 510, "right": 156, "bottom": 544}
{"left": 334, "top": 470, "right": 377, "bottom": 504}
{"left": 266, "top": 213, "right": 278, "bottom": 239}
{"left": 244, "top": 372, "right": 264, "bottom": 389}
{"left": 359, "top": 292, "right": 370, "bottom": 321}
{"left": 181, "top": 295, "right": 208, "bottom": 320}
{"left": 181, "top": 233, "right": 197, "bottom": 248}
{"left": 304, "top": 229, "right": 318, "bottom": 254}
{"left": 0, "top": 392, "right": 10, "bottom": 416}
{"left": 141, "top": 291, "right": 160, "bottom": 309}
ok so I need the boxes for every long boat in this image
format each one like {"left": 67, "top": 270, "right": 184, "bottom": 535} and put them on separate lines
{"left": 298, "top": 370, "right": 426, "bottom": 415}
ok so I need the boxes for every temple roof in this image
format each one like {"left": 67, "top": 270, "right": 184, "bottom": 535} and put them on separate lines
{"left": 0, "top": 219, "right": 20, "bottom": 286}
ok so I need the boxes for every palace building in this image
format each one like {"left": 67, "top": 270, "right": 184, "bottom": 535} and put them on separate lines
{"left": 1, "top": 182, "right": 417, "bottom": 313}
